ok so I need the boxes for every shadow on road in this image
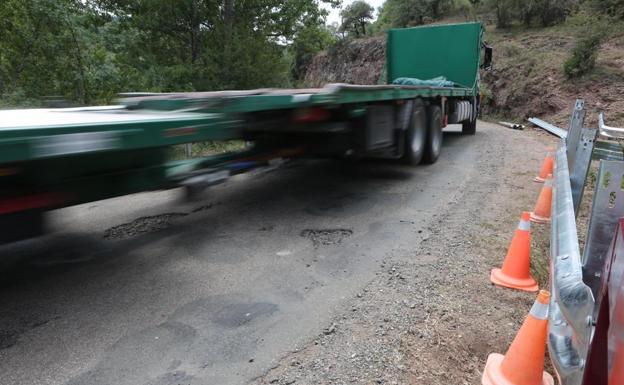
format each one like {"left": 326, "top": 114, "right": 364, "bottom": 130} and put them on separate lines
{"left": 0, "top": 130, "right": 471, "bottom": 288}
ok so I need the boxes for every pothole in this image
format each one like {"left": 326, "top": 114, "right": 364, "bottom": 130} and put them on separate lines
{"left": 300, "top": 229, "right": 353, "bottom": 248}
{"left": 104, "top": 213, "right": 188, "bottom": 240}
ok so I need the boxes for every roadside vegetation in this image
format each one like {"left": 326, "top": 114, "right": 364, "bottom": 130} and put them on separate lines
{"left": 2, "top": 0, "right": 622, "bottom": 122}
{"left": 306, "top": 0, "right": 624, "bottom": 126}
{"left": 0, "top": 0, "right": 342, "bottom": 106}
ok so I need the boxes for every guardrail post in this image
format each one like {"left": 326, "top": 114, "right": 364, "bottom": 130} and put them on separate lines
{"left": 582, "top": 161, "right": 624, "bottom": 304}
{"left": 570, "top": 128, "right": 597, "bottom": 214}
{"left": 566, "top": 99, "right": 586, "bottom": 170}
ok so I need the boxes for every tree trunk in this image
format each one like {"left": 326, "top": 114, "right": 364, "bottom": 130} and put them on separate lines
{"left": 224, "top": 0, "right": 234, "bottom": 32}
{"left": 222, "top": 0, "right": 235, "bottom": 79}
{"left": 431, "top": 0, "right": 441, "bottom": 19}
{"left": 190, "top": 0, "right": 200, "bottom": 63}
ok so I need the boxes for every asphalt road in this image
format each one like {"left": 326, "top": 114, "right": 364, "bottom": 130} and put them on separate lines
{"left": 0, "top": 124, "right": 486, "bottom": 385}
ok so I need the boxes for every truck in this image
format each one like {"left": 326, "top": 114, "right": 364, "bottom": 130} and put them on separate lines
{"left": 0, "top": 22, "right": 490, "bottom": 245}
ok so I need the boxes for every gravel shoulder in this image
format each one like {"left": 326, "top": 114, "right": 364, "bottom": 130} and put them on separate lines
{"left": 254, "top": 123, "right": 559, "bottom": 385}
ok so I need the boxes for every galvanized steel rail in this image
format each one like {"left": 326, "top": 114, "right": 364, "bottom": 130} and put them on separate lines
{"left": 528, "top": 117, "right": 568, "bottom": 138}
{"left": 549, "top": 143, "right": 595, "bottom": 385}
{"left": 545, "top": 101, "right": 624, "bottom": 384}
{"left": 598, "top": 112, "right": 624, "bottom": 139}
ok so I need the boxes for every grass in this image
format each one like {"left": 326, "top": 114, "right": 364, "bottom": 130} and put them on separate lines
{"left": 530, "top": 247, "right": 550, "bottom": 289}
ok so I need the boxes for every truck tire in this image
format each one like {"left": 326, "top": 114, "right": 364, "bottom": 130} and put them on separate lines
{"left": 403, "top": 104, "right": 427, "bottom": 165}
{"left": 462, "top": 117, "right": 476, "bottom": 135}
{"left": 423, "top": 105, "right": 443, "bottom": 164}
{"left": 462, "top": 96, "right": 478, "bottom": 135}
{"left": 0, "top": 210, "right": 45, "bottom": 244}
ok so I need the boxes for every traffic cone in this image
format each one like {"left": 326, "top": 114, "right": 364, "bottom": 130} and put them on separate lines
{"left": 534, "top": 151, "right": 554, "bottom": 183}
{"left": 530, "top": 175, "right": 553, "bottom": 224}
{"left": 490, "top": 212, "right": 538, "bottom": 292}
{"left": 482, "top": 290, "right": 554, "bottom": 385}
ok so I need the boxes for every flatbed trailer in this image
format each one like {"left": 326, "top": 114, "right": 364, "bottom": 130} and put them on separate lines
{"left": 0, "top": 22, "right": 489, "bottom": 244}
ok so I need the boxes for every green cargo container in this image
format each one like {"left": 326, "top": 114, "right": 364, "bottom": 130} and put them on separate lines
{"left": 386, "top": 22, "right": 482, "bottom": 92}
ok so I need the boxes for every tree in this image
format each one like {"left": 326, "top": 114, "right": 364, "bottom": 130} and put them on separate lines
{"left": 589, "top": 0, "right": 624, "bottom": 19}
{"left": 564, "top": 33, "right": 601, "bottom": 78}
{"left": 375, "top": 0, "right": 456, "bottom": 29}
{"left": 484, "top": 0, "right": 576, "bottom": 28}
{"left": 340, "top": 1, "right": 374, "bottom": 37}
{"left": 521, "top": 0, "right": 576, "bottom": 27}
{"left": 0, "top": 0, "right": 343, "bottom": 105}
{"left": 291, "top": 24, "right": 336, "bottom": 80}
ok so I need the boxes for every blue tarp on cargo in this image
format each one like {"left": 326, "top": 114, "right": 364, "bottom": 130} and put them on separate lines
{"left": 392, "top": 76, "right": 455, "bottom": 87}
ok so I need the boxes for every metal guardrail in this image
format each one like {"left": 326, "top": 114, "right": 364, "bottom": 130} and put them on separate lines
{"left": 549, "top": 143, "right": 595, "bottom": 385}
{"left": 594, "top": 141, "right": 624, "bottom": 161}
{"left": 544, "top": 100, "right": 624, "bottom": 384}
{"left": 528, "top": 117, "right": 568, "bottom": 138}
{"left": 598, "top": 112, "right": 624, "bottom": 139}
{"left": 528, "top": 111, "right": 624, "bottom": 162}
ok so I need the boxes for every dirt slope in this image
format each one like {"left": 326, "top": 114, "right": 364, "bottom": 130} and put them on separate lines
{"left": 483, "top": 25, "right": 624, "bottom": 128}
{"left": 303, "top": 36, "right": 386, "bottom": 87}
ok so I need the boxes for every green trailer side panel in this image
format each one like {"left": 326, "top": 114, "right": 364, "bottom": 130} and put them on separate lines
{"left": 386, "top": 22, "right": 482, "bottom": 90}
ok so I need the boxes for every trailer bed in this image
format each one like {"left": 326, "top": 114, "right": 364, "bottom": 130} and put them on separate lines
{"left": 123, "top": 83, "right": 474, "bottom": 113}
{"left": 0, "top": 107, "right": 240, "bottom": 164}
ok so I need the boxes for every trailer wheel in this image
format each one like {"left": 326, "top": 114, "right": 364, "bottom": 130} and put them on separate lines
{"left": 462, "top": 96, "right": 478, "bottom": 135}
{"left": 0, "top": 210, "right": 45, "bottom": 244}
{"left": 423, "top": 105, "right": 443, "bottom": 164}
{"left": 462, "top": 117, "right": 476, "bottom": 135}
{"left": 403, "top": 104, "right": 427, "bottom": 165}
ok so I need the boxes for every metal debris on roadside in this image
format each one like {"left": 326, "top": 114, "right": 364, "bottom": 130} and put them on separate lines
{"left": 527, "top": 117, "right": 567, "bottom": 138}
{"left": 498, "top": 121, "right": 525, "bottom": 130}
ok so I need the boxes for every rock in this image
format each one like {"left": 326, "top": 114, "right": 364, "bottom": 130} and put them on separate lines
{"left": 323, "top": 323, "right": 337, "bottom": 335}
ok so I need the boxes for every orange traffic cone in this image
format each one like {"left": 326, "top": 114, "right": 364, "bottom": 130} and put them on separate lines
{"left": 482, "top": 290, "right": 554, "bottom": 385}
{"left": 534, "top": 151, "right": 554, "bottom": 183}
{"left": 530, "top": 175, "right": 553, "bottom": 224}
{"left": 490, "top": 212, "right": 538, "bottom": 292}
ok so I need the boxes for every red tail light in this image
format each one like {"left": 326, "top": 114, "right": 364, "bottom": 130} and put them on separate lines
{"left": 291, "top": 107, "right": 330, "bottom": 123}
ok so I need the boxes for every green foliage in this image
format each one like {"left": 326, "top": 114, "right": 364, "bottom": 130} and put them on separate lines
{"left": 589, "top": 0, "right": 624, "bottom": 19}
{"left": 522, "top": 0, "right": 576, "bottom": 26}
{"left": 454, "top": 0, "right": 475, "bottom": 19}
{"left": 376, "top": 0, "right": 429, "bottom": 28}
{"left": 563, "top": 27, "right": 604, "bottom": 78}
{"left": 0, "top": 0, "right": 341, "bottom": 106}
{"left": 291, "top": 24, "right": 336, "bottom": 80}
{"left": 340, "top": 1, "right": 374, "bottom": 37}
{"left": 375, "top": 0, "right": 471, "bottom": 29}
{"left": 485, "top": 0, "right": 577, "bottom": 28}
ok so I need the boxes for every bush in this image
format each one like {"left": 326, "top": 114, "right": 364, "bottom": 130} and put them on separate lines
{"left": 563, "top": 32, "right": 602, "bottom": 78}
{"left": 530, "top": 0, "right": 574, "bottom": 26}
{"left": 486, "top": 0, "right": 577, "bottom": 28}
{"left": 590, "top": 0, "right": 624, "bottom": 19}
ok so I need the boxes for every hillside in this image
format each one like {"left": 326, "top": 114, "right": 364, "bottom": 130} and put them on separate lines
{"left": 303, "top": 22, "right": 624, "bottom": 128}
{"left": 303, "top": 36, "right": 387, "bottom": 87}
